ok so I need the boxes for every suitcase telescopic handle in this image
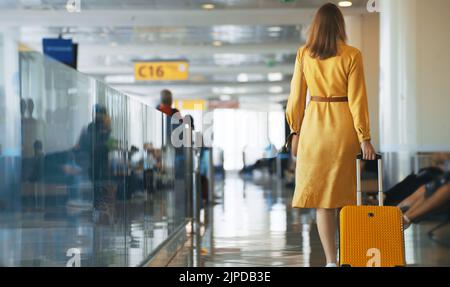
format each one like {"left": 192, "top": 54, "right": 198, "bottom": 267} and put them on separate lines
{"left": 356, "top": 154, "right": 382, "bottom": 160}
{"left": 356, "top": 153, "right": 384, "bottom": 207}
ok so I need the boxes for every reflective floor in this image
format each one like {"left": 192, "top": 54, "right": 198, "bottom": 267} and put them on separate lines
{"left": 169, "top": 172, "right": 450, "bottom": 267}
{"left": 0, "top": 185, "right": 184, "bottom": 267}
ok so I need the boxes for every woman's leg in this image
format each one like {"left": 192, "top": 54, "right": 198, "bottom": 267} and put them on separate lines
{"left": 316, "top": 208, "right": 338, "bottom": 264}
{"left": 336, "top": 208, "right": 343, "bottom": 264}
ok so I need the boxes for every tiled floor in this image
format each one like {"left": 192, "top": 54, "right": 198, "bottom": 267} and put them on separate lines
{"left": 168, "top": 173, "right": 450, "bottom": 267}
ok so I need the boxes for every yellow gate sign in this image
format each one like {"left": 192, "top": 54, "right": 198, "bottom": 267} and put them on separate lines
{"left": 174, "top": 99, "right": 206, "bottom": 111}
{"left": 134, "top": 61, "right": 189, "bottom": 81}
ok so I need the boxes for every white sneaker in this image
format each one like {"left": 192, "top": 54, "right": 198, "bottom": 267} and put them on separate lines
{"left": 326, "top": 263, "right": 337, "bottom": 267}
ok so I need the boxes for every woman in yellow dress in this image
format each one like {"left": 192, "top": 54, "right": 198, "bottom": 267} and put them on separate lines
{"left": 286, "top": 3, "right": 376, "bottom": 267}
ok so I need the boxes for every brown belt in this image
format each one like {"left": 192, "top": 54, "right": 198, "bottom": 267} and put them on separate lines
{"left": 311, "top": 96, "right": 348, "bottom": 103}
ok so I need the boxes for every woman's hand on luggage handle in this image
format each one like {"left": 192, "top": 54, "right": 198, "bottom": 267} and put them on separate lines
{"left": 361, "top": 140, "right": 376, "bottom": 160}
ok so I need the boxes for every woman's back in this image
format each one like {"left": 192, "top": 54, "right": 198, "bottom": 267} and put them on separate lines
{"left": 287, "top": 41, "right": 371, "bottom": 208}
{"left": 301, "top": 43, "right": 364, "bottom": 98}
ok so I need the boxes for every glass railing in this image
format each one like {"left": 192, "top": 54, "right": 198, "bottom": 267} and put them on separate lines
{"left": 0, "top": 49, "right": 188, "bottom": 266}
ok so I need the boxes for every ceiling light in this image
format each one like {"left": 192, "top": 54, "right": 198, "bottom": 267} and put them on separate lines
{"left": 104, "top": 75, "right": 135, "bottom": 84}
{"left": 268, "top": 26, "right": 282, "bottom": 32}
{"left": 202, "top": 4, "right": 215, "bottom": 10}
{"left": 213, "top": 87, "right": 236, "bottom": 94}
{"left": 338, "top": 1, "right": 353, "bottom": 7}
{"left": 237, "top": 74, "right": 249, "bottom": 83}
{"left": 269, "top": 86, "right": 283, "bottom": 94}
{"left": 212, "top": 40, "right": 222, "bottom": 47}
{"left": 268, "top": 73, "right": 283, "bottom": 82}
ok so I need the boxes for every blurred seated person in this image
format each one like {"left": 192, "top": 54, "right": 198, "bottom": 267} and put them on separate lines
{"left": 75, "top": 104, "right": 112, "bottom": 209}
{"left": 383, "top": 153, "right": 450, "bottom": 206}
{"left": 143, "top": 143, "right": 161, "bottom": 193}
{"left": 127, "top": 145, "right": 145, "bottom": 196}
{"left": 399, "top": 171, "right": 450, "bottom": 228}
{"left": 144, "top": 143, "right": 161, "bottom": 170}
{"left": 239, "top": 142, "right": 277, "bottom": 176}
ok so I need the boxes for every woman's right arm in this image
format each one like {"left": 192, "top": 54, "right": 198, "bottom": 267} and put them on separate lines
{"left": 348, "top": 50, "right": 376, "bottom": 160}
{"left": 286, "top": 48, "right": 308, "bottom": 135}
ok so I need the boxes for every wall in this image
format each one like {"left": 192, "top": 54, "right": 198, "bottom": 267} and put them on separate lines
{"left": 380, "top": 0, "right": 450, "bottom": 153}
{"left": 416, "top": 0, "right": 450, "bottom": 150}
{"left": 346, "top": 14, "right": 381, "bottom": 148}
{"left": 379, "top": 0, "right": 450, "bottom": 187}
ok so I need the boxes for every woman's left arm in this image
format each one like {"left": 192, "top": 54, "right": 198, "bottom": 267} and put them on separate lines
{"left": 286, "top": 48, "right": 308, "bottom": 136}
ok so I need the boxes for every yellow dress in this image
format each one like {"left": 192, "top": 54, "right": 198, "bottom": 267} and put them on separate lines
{"left": 286, "top": 43, "right": 371, "bottom": 209}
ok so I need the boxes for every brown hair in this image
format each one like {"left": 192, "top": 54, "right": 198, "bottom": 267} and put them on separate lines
{"left": 305, "top": 3, "right": 347, "bottom": 60}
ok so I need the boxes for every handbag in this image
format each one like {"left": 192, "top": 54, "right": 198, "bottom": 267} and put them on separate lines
{"left": 283, "top": 49, "right": 306, "bottom": 158}
{"left": 283, "top": 132, "right": 300, "bottom": 157}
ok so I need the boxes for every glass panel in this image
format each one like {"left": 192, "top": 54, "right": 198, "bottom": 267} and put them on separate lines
{"left": 0, "top": 44, "right": 187, "bottom": 266}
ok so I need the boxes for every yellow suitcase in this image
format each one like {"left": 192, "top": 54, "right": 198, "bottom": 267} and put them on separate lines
{"left": 339, "top": 154, "right": 406, "bottom": 267}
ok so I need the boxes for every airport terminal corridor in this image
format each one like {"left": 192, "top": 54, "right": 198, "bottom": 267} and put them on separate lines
{"left": 1, "top": 0, "right": 450, "bottom": 268}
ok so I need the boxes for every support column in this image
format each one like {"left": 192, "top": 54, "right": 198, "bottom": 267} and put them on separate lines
{"left": 379, "top": 0, "right": 450, "bottom": 187}
{"left": 379, "top": 0, "right": 418, "bottom": 187}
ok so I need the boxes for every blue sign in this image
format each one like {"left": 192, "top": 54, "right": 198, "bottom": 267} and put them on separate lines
{"left": 42, "top": 38, "right": 75, "bottom": 66}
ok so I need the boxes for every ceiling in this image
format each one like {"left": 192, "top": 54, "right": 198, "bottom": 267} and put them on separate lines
{"left": 3, "top": 0, "right": 370, "bottom": 106}
{"left": 4, "top": 0, "right": 369, "bottom": 10}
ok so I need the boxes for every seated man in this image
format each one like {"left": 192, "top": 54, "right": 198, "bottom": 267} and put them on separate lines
{"left": 399, "top": 172, "right": 450, "bottom": 228}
